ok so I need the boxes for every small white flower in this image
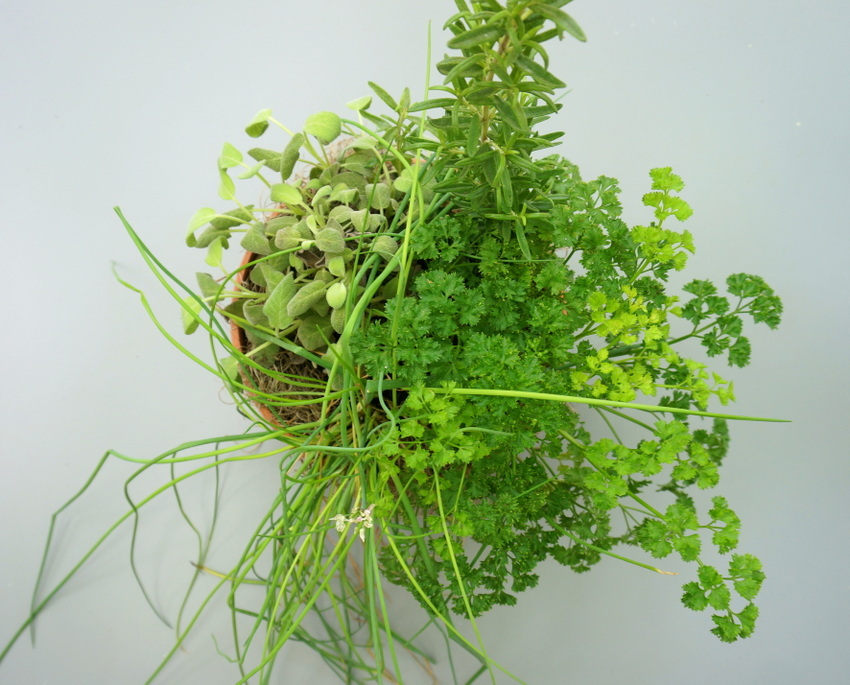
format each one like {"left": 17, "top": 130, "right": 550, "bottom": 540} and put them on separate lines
{"left": 330, "top": 505, "right": 374, "bottom": 542}
{"left": 330, "top": 514, "right": 347, "bottom": 533}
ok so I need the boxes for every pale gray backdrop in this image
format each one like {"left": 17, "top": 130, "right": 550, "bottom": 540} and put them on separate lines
{"left": 2, "top": 0, "right": 848, "bottom": 683}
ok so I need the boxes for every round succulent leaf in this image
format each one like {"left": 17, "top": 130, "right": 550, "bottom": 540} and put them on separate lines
{"left": 304, "top": 111, "right": 341, "bottom": 145}
{"left": 270, "top": 183, "right": 303, "bottom": 205}
{"left": 325, "top": 282, "right": 347, "bottom": 309}
{"left": 287, "top": 280, "right": 328, "bottom": 318}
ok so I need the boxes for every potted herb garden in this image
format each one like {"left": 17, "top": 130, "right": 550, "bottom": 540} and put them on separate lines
{"left": 2, "top": 1, "right": 783, "bottom": 683}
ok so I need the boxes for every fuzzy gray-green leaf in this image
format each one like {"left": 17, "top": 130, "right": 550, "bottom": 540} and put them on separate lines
{"left": 245, "top": 109, "right": 272, "bottom": 138}
{"left": 287, "top": 280, "right": 328, "bottom": 318}
{"left": 365, "top": 183, "right": 392, "bottom": 209}
{"left": 243, "top": 299, "right": 269, "bottom": 327}
{"left": 304, "top": 112, "right": 341, "bottom": 145}
{"left": 241, "top": 224, "right": 273, "bottom": 255}
{"left": 325, "top": 282, "right": 347, "bottom": 309}
{"left": 315, "top": 226, "right": 346, "bottom": 254}
{"left": 181, "top": 295, "right": 203, "bottom": 334}
{"left": 196, "top": 272, "right": 222, "bottom": 300}
{"left": 280, "top": 133, "right": 304, "bottom": 180}
{"left": 327, "top": 255, "right": 347, "bottom": 278}
{"left": 248, "top": 147, "right": 283, "bottom": 172}
{"left": 263, "top": 272, "right": 297, "bottom": 328}
{"left": 372, "top": 235, "right": 399, "bottom": 260}
{"left": 297, "top": 316, "right": 333, "bottom": 351}
{"left": 330, "top": 306, "right": 347, "bottom": 334}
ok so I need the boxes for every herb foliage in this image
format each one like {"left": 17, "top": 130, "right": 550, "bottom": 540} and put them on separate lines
{"left": 2, "top": 1, "right": 783, "bottom": 682}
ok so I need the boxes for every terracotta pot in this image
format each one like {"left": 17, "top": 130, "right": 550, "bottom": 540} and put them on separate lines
{"left": 229, "top": 250, "right": 255, "bottom": 354}
{"left": 228, "top": 251, "right": 279, "bottom": 426}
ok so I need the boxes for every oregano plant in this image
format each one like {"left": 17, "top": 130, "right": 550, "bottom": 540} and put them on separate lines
{"left": 2, "top": 1, "right": 783, "bottom": 683}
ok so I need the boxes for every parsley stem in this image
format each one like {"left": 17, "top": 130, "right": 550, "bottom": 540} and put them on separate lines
{"left": 546, "top": 518, "right": 676, "bottom": 575}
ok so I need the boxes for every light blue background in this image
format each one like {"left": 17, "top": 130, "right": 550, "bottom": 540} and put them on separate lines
{"left": 2, "top": 1, "right": 848, "bottom": 683}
